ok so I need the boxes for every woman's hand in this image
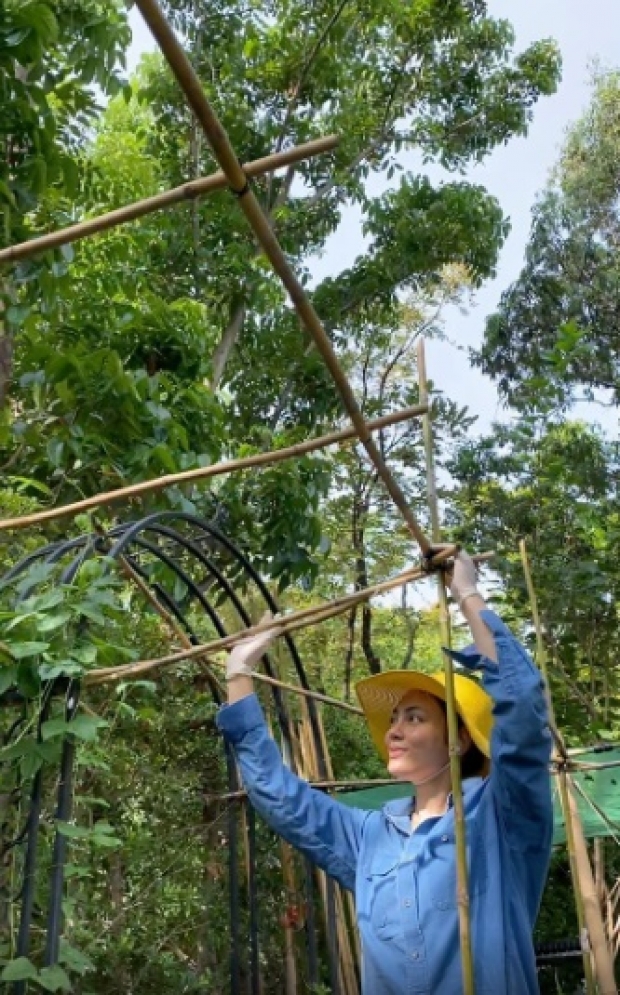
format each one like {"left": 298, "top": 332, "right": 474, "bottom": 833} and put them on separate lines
{"left": 446, "top": 549, "right": 480, "bottom": 608}
{"left": 226, "top": 612, "right": 283, "bottom": 682}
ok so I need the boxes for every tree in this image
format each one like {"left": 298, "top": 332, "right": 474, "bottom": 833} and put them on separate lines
{"left": 447, "top": 417, "right": 620, "bottom": 739}
{"left": 0, "top": 0, "right": 130, "bottom": 403}
{"left": 477, "top": 70, "right": 620, "bottom": 412}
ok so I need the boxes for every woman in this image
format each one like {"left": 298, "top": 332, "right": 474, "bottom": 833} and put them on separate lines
{"left": 216, "top": 551, "right": 553, "bottom": 995}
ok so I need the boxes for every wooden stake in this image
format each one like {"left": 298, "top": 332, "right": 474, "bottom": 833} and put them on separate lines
{"left": 133, "top": 0, "right": 432, "bottom": 555}
{"left": 0, "top": 402, "right": 428, "bottom": 532}
{"left": 519, "top": 539, "right": 611, "bottom": 994}
{"left": 417, "top": 338, "right": 475, "bottom": 995}
{"left": 0, "top": 136, "right": 339, "bottom": 265}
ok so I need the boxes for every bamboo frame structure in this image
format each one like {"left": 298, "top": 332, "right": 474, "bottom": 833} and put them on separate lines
{"left": 417, "top": 339, "right": 475, "bottom": 995}
{"left": 0, "top": 136, "right": 339, "bottom": 265}
{"left": 0, "top": 402, "right": 428, "bottom": 532}
{"left": 520, "top": 540, "right": 616, "bottom": 995}
{"left": 133, "top": 0, "right": 433, "bottom": 557}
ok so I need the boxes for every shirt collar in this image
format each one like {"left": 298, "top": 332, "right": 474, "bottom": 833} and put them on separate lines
{"left": 384, "top": 776, "right": 484, "bottom": 820}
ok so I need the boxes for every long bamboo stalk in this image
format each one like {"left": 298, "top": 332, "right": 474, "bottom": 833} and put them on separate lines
{"left": 0, "top": 402, "right": 428, "bottom": 532}
{"left": 83, "top": 563, "right": 427, "bottom": 684}
{"left": 417, "top": 338, "right": 475, "bottom": 995}
{"left": 0, "top": 137, "right": 339, "bottom": 265}
{"left": 566, "top": 776, "right": 618, "bottom": 994}
{"left": 133, "top": 0, "right": 432, "bottom": 556}
{"left": 204, "top": 778, "right": 399, "bottom": 805}
{"left": 306, "top": 703, "right": 360, "bottom": 992}
{"left": 519, "top": 540, "right": 607, "bottom": 994}
{"left": 81, "top": 554, "right": 491, "bottom": 687}
{"left": 297, "top": 715, "right": 356, "bottom": 995}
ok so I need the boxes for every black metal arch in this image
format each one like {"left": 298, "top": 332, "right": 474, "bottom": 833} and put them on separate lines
{"left": 0, "top": 512, "right": 341, "bottom": 994}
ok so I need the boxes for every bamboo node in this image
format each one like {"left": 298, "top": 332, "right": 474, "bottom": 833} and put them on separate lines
{"left": 230, "top": 175, "right": 250, "bottom": 198}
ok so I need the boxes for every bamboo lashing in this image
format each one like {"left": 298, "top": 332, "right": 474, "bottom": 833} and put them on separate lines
{"left": 0, "top": 137, "right": 339, "bottom": 265}
{"left": 0, "top": 402, "right": 429, "bottom": 532}
{"left": 417, "top": 338, "right": 475, "bottom": 995}
{"left": 133, "top": 0, "right": 433, "bottom": 558}
{"left": 519, "top": 540, "right": 615, "bottom": 995}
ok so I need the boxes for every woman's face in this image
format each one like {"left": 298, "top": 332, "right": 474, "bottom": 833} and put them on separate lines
{"left": 384, "top": 690, "right": 458, "bottom": 784}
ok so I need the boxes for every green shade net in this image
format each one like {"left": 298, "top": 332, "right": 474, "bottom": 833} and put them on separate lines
{"left": 336, "top": 749, "right": 620, "bottom": 846}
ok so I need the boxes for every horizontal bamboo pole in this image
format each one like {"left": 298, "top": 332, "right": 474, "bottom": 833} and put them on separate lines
{"left": 0, "top": 136, "right": 339, "bottom": 265}
{"left": 0, "top": 402, "right": 428, "bottom": 532}
{"left": 83, "top": 550, "right": 493, "bottom": 687}
{"left": 134, "top": 0, "right": 432, "bottom": 556}
{"left": 204, "top": 780, "right": 400, "bottom": 806}
{"left": 84, "top": 563, "right": 427, "bottom": 685}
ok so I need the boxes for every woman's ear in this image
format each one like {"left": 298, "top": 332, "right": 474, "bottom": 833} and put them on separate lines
{"left": 458, "top": 724, "right": 473, "bottom": 758}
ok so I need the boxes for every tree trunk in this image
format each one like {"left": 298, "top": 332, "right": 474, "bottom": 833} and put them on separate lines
{"left": 343, "top": 605, "right": 357, "bottom": 701}
{"left": 352, "top": 491, "right": 381, "bottom": 674}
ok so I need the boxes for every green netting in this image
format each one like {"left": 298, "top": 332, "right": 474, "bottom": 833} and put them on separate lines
{"left": 336, "top": 749, "right": 620, "bottom": 846}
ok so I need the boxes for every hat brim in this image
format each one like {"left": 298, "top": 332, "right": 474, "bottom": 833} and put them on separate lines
{"left": 355, "top": 670, "right": 492, "bottom": 765}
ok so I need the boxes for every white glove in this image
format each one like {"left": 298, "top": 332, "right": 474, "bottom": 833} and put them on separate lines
{"left": 226, "top": 613, "right": 282, "bottom": 681}
{"left": 448, "top": 549, "right": 480, "bottom": 608}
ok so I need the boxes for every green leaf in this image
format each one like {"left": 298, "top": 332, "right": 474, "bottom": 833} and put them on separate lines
{"left": 37, "top": 612, "right": 72, "bottom": 633}
{"left": 59, "top": 939, "right": 94, "bottom": 974}
{"left": 0, "top": 738, "right": 37, "bottom": 762}
{"left": 0, "top": 665, "right": 17, "bottom": 695}
{"left": 1, "top": 957, "right": 38, "bottom": 981}
{"left": 55, "top": 821, "right": 92, "bottom": 839}
{"left": 69, "top": 714, "right": 108, "bottom": 741}
{"left": 6, "top": 641, "right": 49, "bottom": 659}
{"left": 42, "top": 715, "right": 107, "bottom": 742}
{"left": 37, "top": 964, "right": 72, "bottom": 992}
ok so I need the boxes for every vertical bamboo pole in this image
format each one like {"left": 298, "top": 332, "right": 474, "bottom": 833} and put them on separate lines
{"left": 416, "top": 339, "right": 475, "bottom": 995}
{"left": 519, "top": 539, "right": 616, "bottom": 994}
{"left": 266, "top": 713, "right": 299, "bottom": 995}
{"left": 311, "top": 705, "right": 362, "bottom": 980}
{"left": 297, "top": 714, "right": 358, "bottom": 995}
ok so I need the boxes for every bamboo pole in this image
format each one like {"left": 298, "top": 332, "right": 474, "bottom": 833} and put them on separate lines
{"left": 133, "top": 0, "right": 432, "bottom": 556}
{"left": 205, "top": 778, "right": 406, "bottom": 805}
{"left": 0, "top": 402, "right": 429, "bottom": 532}
{"left": 519, "top": 539, "right": 613, "bottom": 994}
{"left": 82, "top": 555, "right": 494, "bottom": 688}
{"left": 305, "top": 702, "right": 361, "bottom": 991}
{"left": 297, "top": 715, "right": 357, "bottom": 995}
{"left": 83, "top": 563, "right": 428, "bottom": 685}
{"left": 417, "top": 338, "right": 475, "bottom": 995}
{"left": 0, "top": 137, "right": 339, "bottom": 265}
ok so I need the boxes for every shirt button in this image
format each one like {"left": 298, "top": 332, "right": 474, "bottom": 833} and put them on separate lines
{"left": 411, "top": 951, "right": 420, "bottom": 960}
{"left": 403, "top": 899, "right": 411, "bottom": 908}
{"left": 441, "top": 834, "right": 449, "bottom": 842}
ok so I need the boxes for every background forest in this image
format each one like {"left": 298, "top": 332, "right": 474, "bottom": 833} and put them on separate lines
{"left": 0, "top": 1, "right": 618, "bottom": 992}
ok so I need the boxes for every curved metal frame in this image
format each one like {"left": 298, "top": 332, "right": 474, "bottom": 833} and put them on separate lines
{"left": 0, "top": 512, "right": 338, "bottom": 993}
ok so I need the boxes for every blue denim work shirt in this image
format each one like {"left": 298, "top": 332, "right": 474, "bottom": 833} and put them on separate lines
{"left": 217, "top": 611, "right": 553, "bottom": 995}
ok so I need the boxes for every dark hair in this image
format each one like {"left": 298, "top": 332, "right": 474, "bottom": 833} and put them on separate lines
{"left": 437, "top": 700, "right": 487, "bottom": 779}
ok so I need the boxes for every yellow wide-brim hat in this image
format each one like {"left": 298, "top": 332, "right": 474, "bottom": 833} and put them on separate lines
{"left": 355, "top": 670, "right": 493, "bottom": 764}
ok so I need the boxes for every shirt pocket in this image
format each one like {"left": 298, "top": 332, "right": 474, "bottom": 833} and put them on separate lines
{"left": 363, "top": 853, "right": 402, "bottom": 940}
{"left": 428, "top": 833, "right": 487, "bottom": 912}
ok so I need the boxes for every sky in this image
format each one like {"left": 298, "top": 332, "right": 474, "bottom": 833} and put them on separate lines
{"left": 125, "top": 0, "right": 620, "bottom": 438}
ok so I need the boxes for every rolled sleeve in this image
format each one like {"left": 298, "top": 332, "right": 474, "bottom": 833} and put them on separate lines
{"left": 217, "top": 695, "right": 368, "bottom": 891}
